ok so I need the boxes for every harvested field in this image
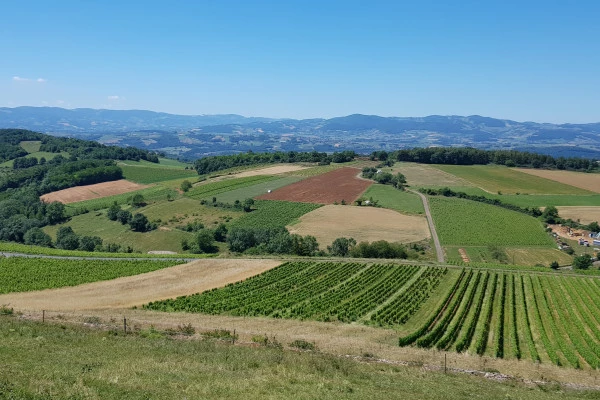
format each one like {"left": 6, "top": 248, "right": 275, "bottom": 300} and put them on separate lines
{"left": 386, "top": 162, "right": 474, "bottom": 187}
{"left": 0, "top": 258, "right": 281, "bottom": 311}
{"left": 40, "top": 180, "right": 149, "bottom": 204}
{"left": 515, "top": 168, "right": 600, "bottom": 194}
{"left": 256, "top": 167, "right": 371, "bottom": 204}
{"left": 287, "top": 205, "right": 430, "bottom": 246}
{"left": 556, "top": 206, "right": 600, "bottom": 225}
{"left": 233, "top": 164, "right": 309, "bottom": 177}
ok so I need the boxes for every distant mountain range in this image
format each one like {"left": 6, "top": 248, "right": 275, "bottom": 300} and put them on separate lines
{"left": 2, "top": 106, "right": 600, "bottom": 160}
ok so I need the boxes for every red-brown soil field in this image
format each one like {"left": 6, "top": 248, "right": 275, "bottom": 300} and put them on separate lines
{"left": 256, "top": 167, "right": 371, "bottom": 204}
{"left": 40, "top": 179, "right": 149, "bottom": 204}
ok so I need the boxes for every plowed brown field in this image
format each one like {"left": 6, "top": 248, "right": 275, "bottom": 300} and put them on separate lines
{"left": 256, "top": 167, "right": 371, "bottom": 204}
{"left": 40, "top": 180, "right": 149, "bottom": 204}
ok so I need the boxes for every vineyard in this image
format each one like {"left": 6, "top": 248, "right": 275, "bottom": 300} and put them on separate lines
{"left": 145, "top": 261, "right": 448, "bottom": 324}
{"left": 0, "top": 258, "right": 181, "bottom": 293}
{"left": 399, "top": 269, "right": 600, "bottom": 368}
{"left": 229, "top": 200, "right": 322, "bottom": 228}
{"left": 185, "top": 175, "right": 279, "bottom": 200}
{"left": 428, "top": 197, "right": 554, "bottom": 246}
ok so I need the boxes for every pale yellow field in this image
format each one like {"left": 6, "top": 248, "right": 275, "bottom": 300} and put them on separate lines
{"left": 233, "top": 164, "right": 308, "bottom": 177}
{"left": 556, "top": 206, "right": 600, "bottom": 224}
{"left": 384, "top": 162, "right": 474, "bottom": 187}
{"left": 287, "top": 204, "right": 430, "bottom": 246}
{"left": 515, "top": 168, "right": 600, "bottom": 194}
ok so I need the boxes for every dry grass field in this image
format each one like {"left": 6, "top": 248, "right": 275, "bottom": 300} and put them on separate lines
{"left": 0, "top": 258, "right": 281, "bottom": 311}
{"left": 40, "top": 179, "right": 149, "bottom": 204}
{"left": 233, "top": 164, "right": 309, "bottom": 177}
{"left": 515, "top": 168, "right": 600, "bottom": 194}
{"left": 385, "top": 162, "right": 474, "bottom": 187}
{"left": 556, "top": 206, "right": 600, "bottom": 224}
{"left": 287, "top": 204, "right": 430, "bottom": 246}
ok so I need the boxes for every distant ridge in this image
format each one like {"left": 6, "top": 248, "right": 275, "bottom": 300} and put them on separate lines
{"left": 1, "top": 107, "right": 599, "bottom": 160}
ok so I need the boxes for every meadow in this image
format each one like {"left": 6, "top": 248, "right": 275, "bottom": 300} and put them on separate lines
{"left": 0, "top": 258, "right": 180, "bottom": 293}
{"left": 445, "top": 246, "right": 573, "bottom": 267}
{"left": 428, "top": 197, "right": 554, "bottom": 246}
{"left": 360, "top": 185, "right": 425, "bottom": 214}
{"left": 64, "top": 185, "right": 177, "bottom": 213}
{"left": 207, "top": 176, "right": 302, "bottom": 203}
{"left": 432, "top": 165, "right": 592, "bottom": 195}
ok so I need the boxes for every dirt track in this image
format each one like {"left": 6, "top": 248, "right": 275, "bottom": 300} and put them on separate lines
{"left": 0, "top": 258, "right": 281, "bottom": 311}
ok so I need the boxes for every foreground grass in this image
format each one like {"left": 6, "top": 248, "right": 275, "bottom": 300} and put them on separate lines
{"left": 0, "top": 317, "right": 595, "bottom": 400}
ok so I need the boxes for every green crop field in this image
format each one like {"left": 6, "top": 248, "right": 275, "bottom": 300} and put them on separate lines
{"left": 145, "top": 261, "right": 448, "bottom": 324}
{"left": 361, "top": 185, "right": 424, "bottom": 214}
{"left": 0, "top": 258, "right": 180, "bottom": 294}
{"left": 428, "top": 197, "right": 554, "bottom": 246}
{"left": 185, "top": 175, "right": 280, "bottom": 200}
{"left": 121, "top": 164, "right": 198, "bottom": 183}
{"left": 119, "top": 158, "right": 193, "bottom": 169}
{"left": 230, "top": 200, "right": 322, "bottom": 228}
{"left": 432, "top": 165, "right": 592, "bottom": 195}
{"left": 208, "top": 176, "right": 302, "bottom": 203}
{"left": 19, "top": 140, "right": 41, "bottom": 153}
{"left": 399, "top": 270, "right": 600, "bottom": 368}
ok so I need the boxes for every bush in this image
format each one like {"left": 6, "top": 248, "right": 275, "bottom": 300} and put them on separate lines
{"left": 289, "top": 339, "right": 316, "bottom": 351}
{"left": 573, "top": 254, "right": 593, "bottom": 270}
{"left": 130, "top": 213, "right": 151, "bottom": 232}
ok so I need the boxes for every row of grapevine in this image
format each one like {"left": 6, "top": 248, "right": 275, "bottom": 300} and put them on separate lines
{"left": 398, "top": 270, "right": 600, "bottom": 369}
{"left": 146, "top": 262, "right": 449, "bottom": 327}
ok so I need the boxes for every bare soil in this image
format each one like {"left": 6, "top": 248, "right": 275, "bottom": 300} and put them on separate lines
{"left": 287, "top": 205, "right": 430, "bottom": 246}
{"left": 515, "top": 168, "right": 600, "bottom": 193}
{"left": 556, "top": 206, "right": 600, "bottom": 225}
{"left": 458, "top": 248, "right": 470, "bottom": 262}
{"left": 40, "top": 179, "right": 149, "bottom": 204}
{"left": 256, "top": 167, "right": 372, "bottom": 204}
{"left": 0, "top": 258, "right": 281, "bottom": 311}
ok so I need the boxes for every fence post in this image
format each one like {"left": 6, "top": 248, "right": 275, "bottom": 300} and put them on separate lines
{"left": 444, "top": 354, "right": 447, "bottom": 374}
{"left": 42, "top": 310, "right": 45, "bottom": 323}
{"left": 123, "top": 317, "right": 127, "bottom": 334}
{"left": 233, "top": 329, "right": 236, "bottom": 345}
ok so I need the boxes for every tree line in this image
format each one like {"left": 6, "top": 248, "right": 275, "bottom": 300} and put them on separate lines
{"left": 371, "top": 148, "right": 598, "bottom": 171}
{"left": 193, "top": 150, "right": 357, "bottom": 175}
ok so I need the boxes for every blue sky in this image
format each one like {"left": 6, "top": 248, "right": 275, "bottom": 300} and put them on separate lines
{"left": 1, "top": 1, "right": 599, "bottom": 122}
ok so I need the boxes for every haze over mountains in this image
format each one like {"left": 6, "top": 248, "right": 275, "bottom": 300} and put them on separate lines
{"left": 1, "top": 106, "right": 600, "bottom": 160}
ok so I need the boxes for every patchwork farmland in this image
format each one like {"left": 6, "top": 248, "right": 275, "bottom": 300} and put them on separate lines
{"left": 256, "top": 167, "right": 372, "bottom": 204}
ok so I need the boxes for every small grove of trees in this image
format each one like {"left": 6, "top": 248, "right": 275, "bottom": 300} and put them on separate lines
{"left": 181, "top": 223, "right": 228, "bottom": 254}
{"left": 362, "top": 168, "right": 406, "bottom": 189}
{"left": 573, "top": 254, "right": 593, "bottom": 270}
{"left": 180, "top": 180, "right": 192, "bottom": 192}
{"left": 226, "top": 226, "right": 319, "bottom": 256}
{"left": 106, "top": 202, "right": 154, "bottom": 232}
{"left": 327, "top": 237, "right": 423, "bottom": 259}
{"left": 200, "top": 197, "right": 255, "bottom": 212}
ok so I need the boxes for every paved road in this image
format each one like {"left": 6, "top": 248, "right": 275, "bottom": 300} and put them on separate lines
{"left": 410, "top": 189, "right": 445, "bottom": 263}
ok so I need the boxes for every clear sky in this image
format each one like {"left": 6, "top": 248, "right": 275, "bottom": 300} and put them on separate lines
{"left": 1, "top": 0, "right": 599, "bottom": 123}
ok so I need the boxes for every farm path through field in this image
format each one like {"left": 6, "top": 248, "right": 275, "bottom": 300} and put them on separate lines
{"left": 409, "top": 189, "right": 444, "bottom": 262}
{"left": 0, "top": 258, "right": 281, "bottom": 311}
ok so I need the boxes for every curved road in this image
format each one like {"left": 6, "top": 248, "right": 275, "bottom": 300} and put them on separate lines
{"left": 409, "top": 189, "right": 444, "bottom": 263}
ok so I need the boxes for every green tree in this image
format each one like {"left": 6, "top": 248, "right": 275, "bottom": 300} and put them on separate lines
{"left": 573, "top": 254, "right": 593, "bottom": 270}
{"left": 191, "top": 229, "right": 219, "bottom": 253}
{"left": 180, "top": 180, "right": 192, "bottom": 193}
{"left": 550, "top": 260, "right": 560, "bottom": 270}
{"left": 107, "top": 202, "right": 121, "bottom": 221}
{"left": 328, "top": 237, "right": 357, "bottom": 257}
{"left": 391, "top": 172, "right": 407, "bottom": 189}
{"left": 45, "top": 201, "right": 66, "bottom": 225}
{"left": 541, "top": 206, "right": 560, "bottom": 224}
{"left": 23, "top": 227, "right": 53, "bottom": 247}
{"left": 56, "top": 226, "right": 80, "bottom": 250}
{"left": 78, "top": 235, "right": 103, "bottom": 251}
{"left": 129, "top": 213, "right": 150, "bottom": 232}
{"left": 131, "top": 193, "right": 146, "bottom": 207}
{"left": 117, "top": 210, "right": 132, "bottom": 224}
{"left": 243, "top": 198, "right": 255, "bottom": 212}
{"left": 213, "top": 223, "right": 228, "bottom": 242}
